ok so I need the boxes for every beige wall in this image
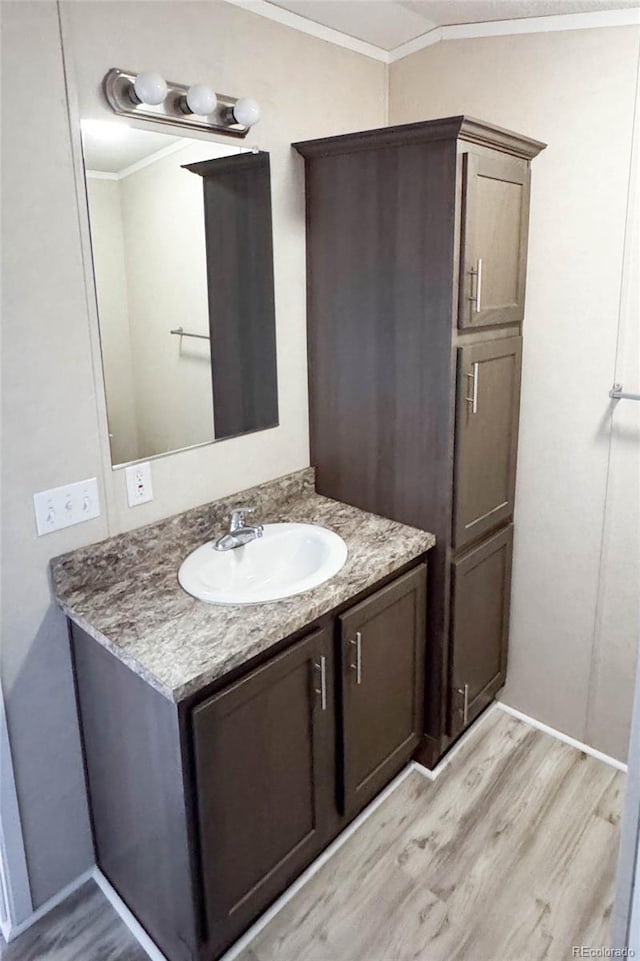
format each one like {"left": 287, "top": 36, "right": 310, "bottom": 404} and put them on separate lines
{"left": 1, "top": 1, "right": 111, "bottom": 907}
{"left": 1, "top": 0, "right": 385, "bottom": 908}
{"left": 588, "top": 78, "right": 639, "bottom": 760}
{"left": 389, "top": 25, "right": 640, "bottom": 760}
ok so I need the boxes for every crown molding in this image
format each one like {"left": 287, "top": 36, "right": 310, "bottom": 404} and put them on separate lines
{"left": 223, "top": 1, "right": 640, "bottom": 66}
{"left": 223, "top": 0, "right": 390, "bottom": 61}
{"left": 294, "top": 114, "right": 546, "bottom": 160}
{"left": 388, "top": 6, "right": 640, "bottom": 62}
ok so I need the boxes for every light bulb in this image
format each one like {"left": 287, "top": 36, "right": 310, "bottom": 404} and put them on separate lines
{"left": 185, "top": 84, "right": 217, "bottom": 116}
{"left": 132, "top": 71, "right": 168, "bottom": 106}
{"left": 232, "top": 97, "right": 261, "bottom": 128}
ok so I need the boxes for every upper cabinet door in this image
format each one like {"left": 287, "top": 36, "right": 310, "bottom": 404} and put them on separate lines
{"left": 454, "top": 336, "right": 522, "bottom": 550}
{"left": 339, "top": 565, "right": 426, "bottom": 819}
{"left": 458, "top": 152, "right": 531, "bottom": 329}
{"left": 192, "top": 627, "right": 335, "bottom": 956}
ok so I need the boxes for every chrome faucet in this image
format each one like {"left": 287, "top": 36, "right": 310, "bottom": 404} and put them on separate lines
{"left": 214, "top": 507, "right": 264, "bottom": 552}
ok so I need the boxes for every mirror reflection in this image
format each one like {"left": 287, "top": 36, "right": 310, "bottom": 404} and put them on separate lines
{"left": 81, "top": 121, "right": 278, "bottom": 467}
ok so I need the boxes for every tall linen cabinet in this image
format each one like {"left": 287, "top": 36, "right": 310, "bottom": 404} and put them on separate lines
{"left": 294, "top": 117, "right": 545, "bottom": 766}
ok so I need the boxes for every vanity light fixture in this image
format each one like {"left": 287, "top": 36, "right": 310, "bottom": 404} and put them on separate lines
{"left": 103, "top": 68, "right": 261, "bottom": 139}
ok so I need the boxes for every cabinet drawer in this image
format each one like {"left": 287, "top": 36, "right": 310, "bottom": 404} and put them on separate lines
{"left": 339, "top": 565, "right": 426, "bottom": 818}
{"left": 192, "top": 626, "right": 335, "bottom": 954}
{"left": 453, "top": 336, "right": 522, "bottom": 550}
{"left": 458, "top": 151, "right": 530, "bottom": 329}
{"left": 448, "top": 525, "right": 513, "bottom": 737}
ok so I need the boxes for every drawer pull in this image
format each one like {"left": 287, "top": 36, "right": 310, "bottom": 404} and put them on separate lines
{"left": 349, "top": 632, "right": 362, "bottom": 685}
{"left": 465, "top": 362, "right": 479, "bottom": 414}
{"left": 469, "top": 257, "right": 483, "bottom": 312}
{"left": 314, "top": 656, "right": 327, "bottom": 710}
{"left": 457, "top": 683, "right": 469, "bottom": 726}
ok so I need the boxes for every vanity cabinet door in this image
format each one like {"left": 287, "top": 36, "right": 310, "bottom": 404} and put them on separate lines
{"left": 458, "top": 152, "right": 530, "bottom": 329}
{"left": 454, "top": 336, "right": 522, "bottom": 551}
{"left": 192, "top": 626, "right": 335, "bottom": 956}
{"left": 449, "top": 524, "right": 513, "bottom": 738}
{"left": 339, "top": 565, "right": 426, "bottom": 818}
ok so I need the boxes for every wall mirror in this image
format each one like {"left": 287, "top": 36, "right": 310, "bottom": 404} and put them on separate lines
{"left": 81, "top": 120, "right": 279, "bottom": 467}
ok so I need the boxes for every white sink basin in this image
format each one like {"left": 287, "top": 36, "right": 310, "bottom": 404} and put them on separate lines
{"left": 178, "top": 523, "right": 348, "bottom": 605}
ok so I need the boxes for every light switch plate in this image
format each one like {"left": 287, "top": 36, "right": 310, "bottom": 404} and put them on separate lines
{"left": 33, "top": 478, "right": 100, "bottom": 536}
{"left": 125, "top": 461, "right": 153, "bottom": 507}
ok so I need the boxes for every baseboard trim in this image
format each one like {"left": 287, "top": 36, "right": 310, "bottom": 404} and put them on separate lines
{"left": 1, "top": 867, "right": 168, "bottom": 960}
{"left": 497, "top": 701, "right": 628, "bottom": 773}
{"left": 1, "top": 868, "right": 93, "bottom": 943}
{"left": 412, "top": 702, "right": 502, "bottom": 783}
{"left": 219, "top": 763, "right": 417, "bottom": 961}
{"left": 5, "top": 701, "right": 624, "bottom": 953}
{"left": 0, "top": 767, "right": 417, "bottom": 958}
{"left": 91, "top": 869, "right": 167, "bottom": 961}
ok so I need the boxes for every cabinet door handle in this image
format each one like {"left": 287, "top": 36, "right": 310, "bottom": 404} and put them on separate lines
{"left": 349, "top": 631, "right": 362, "bottom": 685}
{"left": 469, "top": 257, "right": 483, "bottom": 313}
{"left": 313, "top": 656, "right": 327, "bottom": 711}
{"left": 465, "top": 362, "right": 479, "bottom": 414}
{"left": 457, "top": 683, "right": 469, "bottom": 726}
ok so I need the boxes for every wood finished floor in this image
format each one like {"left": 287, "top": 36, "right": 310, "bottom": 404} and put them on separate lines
{"left": 1, "top": 709, "right": 623, "bottom": 961}
{"left": 238, "top": 708, "right": 624, "bottom": 961}
{"left": 0, "top": 880, "right": 147, "bottom": 961}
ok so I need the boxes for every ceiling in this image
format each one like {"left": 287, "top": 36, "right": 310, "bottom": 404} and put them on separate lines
{"left": 264, "top": 0, "right": 640, "bottom": 50}
{"left": 81, "top": 122, "right": 182, "bottom": 174}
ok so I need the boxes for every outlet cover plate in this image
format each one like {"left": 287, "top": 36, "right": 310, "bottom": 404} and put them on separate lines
{"left": 125, "top": 462, "right": 153, "bottom": 507}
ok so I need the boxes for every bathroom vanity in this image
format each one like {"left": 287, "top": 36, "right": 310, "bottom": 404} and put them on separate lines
{"left": 52, "top": 469, "right": 434, "bottom": 961}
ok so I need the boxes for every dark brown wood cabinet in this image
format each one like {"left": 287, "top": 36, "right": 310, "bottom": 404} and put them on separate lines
{"left": 339, "top": 566, "right": 426, "bottom": 817}
{"left": 459, "top": 152, "right": 531, "bottom": 329}
{"left": 449, "top": 524, "right": 513, "bottom": 737}
{"left": 193, "top": 627, "right": 335, "bottom": 955}
{"left": 72, "top": 561, "right": 427, "bottom": 961}
{"left": 294, "top": 117, "right": 545, "bottom": 765}
{"left": 454, "top": 336, "right": 522, "bottom": 550}
{"left": 184, "top": 151, "right": 278, "bottom": 440}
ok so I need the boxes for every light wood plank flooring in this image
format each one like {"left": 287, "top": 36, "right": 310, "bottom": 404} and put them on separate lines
{"left": 1, "top": 709, "right": 623, "bottom": 961}
{"left": 0, "top": 880, "right": 147, "bottom": 961}
{"left": 237, "top": 708, "right": 624, "bottom": 961}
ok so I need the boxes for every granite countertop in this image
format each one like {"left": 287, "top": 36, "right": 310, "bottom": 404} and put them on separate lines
{"left": 51, "top": 469, "right": 435, "bottom": 702}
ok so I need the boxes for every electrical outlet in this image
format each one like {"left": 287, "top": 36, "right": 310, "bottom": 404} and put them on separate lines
{"left": 125, "top": 461, "right": 153, "bottom": 507}
{"left": 33, "top": 478, "right": 100, "bottom": 536}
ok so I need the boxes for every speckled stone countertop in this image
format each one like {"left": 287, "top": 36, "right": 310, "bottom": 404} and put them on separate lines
{"left": 51, "top": 469, "right": 435, "bottom": 703}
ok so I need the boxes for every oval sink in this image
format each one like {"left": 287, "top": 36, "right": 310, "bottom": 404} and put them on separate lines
{"left": 178, "top": 523, "right": 348, "bottom": 605}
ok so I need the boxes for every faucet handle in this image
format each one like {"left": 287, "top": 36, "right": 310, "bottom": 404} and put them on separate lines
{"left": 229, "top": 506, "right": 255, "bottom": 532}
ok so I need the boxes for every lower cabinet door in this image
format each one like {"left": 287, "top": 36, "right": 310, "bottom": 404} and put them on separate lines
{"left": 449, "top": 524, "right": 513, "bottom": 737}
{"left": 192, "top": 626, "right": 335, "bottom": 955}
{"left": 339, "top": 565, "right": 426, "bottom": 818}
